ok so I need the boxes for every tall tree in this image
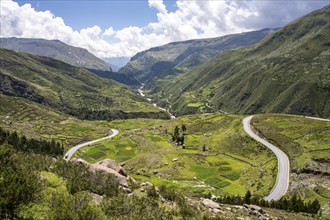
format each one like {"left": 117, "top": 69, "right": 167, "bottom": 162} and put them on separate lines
{"left": 244, "top": 190, "right": 251, "bottom": 204}
{"left": 181, "top": 125, "right": 187, "bottom": 133}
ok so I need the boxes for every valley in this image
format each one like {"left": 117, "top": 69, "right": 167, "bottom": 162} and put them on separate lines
{"left": 137, "top": 6, "right": 330, "bottom": 118}
{"left": 1, "top": 92, "right": 329, "bottom": 218}
{"left": 1, "top": 3, "right": 329, "bottom": 219}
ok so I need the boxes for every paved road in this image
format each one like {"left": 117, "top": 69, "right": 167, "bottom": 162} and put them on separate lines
{"left": 64, "top": 129, "right": 119, "bottom": 161}
{"left": 291, "top": 115, "right": 330, "bottom": 122}
{"left": 243, "top": 116, "right": 290, "bottom": 201}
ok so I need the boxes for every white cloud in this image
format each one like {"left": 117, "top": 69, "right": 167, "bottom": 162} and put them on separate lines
{"left": 103, "top": 27, "right": 115, "bottom": 37}
{"left": 148, "top": 0, "right": 167, "bottom": 14}
{"left": 0, "top": 0, "right": 328, "bottom": 58}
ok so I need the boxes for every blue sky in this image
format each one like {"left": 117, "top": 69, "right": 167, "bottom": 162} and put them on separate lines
{"left": 15, "top": 0, "right": 177, "bottom": 30}
{"left": 1, "top": 0, "right": 329, "bottom": 58}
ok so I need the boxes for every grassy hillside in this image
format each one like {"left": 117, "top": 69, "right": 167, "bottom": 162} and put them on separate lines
{"left": 0, "top": 95, "right": 275, "bottom": 198}
{"left": 144, "top": 5, "right": 330, "bottom": 118}
{"left": 0, "top": 95, "right": 326, "bottom": 218}
{"left": 119, "top": 28, "right": 276, "bottom": 85}
{"left": 76, "top": 113, "right": 277, "bottom": 198}
{"left": 0, "top": 48, "right": 168, "bottom": 120}
{"left": 0, "top": 94, "right": 113, "bottom": 147}
{"left": 1, "top": 143, "right": 315, "bottom": 220}
{"left": 251, "top": 114, "right": 330, "bottom": 217}
{"left": 0, "top": 37, "right": 111, "bottom": 71}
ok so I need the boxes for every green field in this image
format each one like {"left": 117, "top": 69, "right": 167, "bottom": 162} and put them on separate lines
{"left": 252, "top": 114, "right": 330, "bottom": 216}
{"left": 252, "top": 114, "right": 330, "bottom": 170}
{"left": 2, "top": 94, "right": 329, "bottom": 215}
{"left": 0, "top": 94, "right": 110, "bottom": 147}
{"left": 72, "top": 113, "right": 277, "bottom": 198}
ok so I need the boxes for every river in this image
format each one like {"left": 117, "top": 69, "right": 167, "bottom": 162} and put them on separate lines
{"left": 138, "top": 85, "right": 175, "bottom": 119}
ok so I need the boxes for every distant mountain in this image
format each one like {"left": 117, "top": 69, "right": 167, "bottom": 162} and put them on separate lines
{"left": 145, "top": 5, "right": 330, "bottom": 118}
{"left": 0, "top": 37, "right": 111, "bottom": 71}
{"left": 103, "top": 57, "right": 130, "bottom": 71}
{"left": 118, "top": 28, "right": 277, "bottom": 85}
{"left": 107, "top": 62, "right": 120, "bottom": 72}
{"left": 0, "top": 48, "right": 169, "bottom": 120}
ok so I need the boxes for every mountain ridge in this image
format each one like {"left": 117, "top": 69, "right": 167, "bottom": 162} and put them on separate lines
{"left": 118, "top": 28, "right": 278, "bottom": 85}
{"left": 0, "top": 37, "right": 111, "bottom": 72}
{"left": 143, "top": 5, "right": 330, "bottom": 118}
{"left": 0, "top": 48, "right": 169, "bottom": 120}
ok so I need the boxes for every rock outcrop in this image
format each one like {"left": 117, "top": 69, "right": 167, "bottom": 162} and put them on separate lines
{"left": 74, "top": 158, "right": 132, "bottom": 190}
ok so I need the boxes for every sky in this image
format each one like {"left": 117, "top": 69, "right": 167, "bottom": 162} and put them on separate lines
{"left": 1, "top": 0, "right": 329, "bottom": 59}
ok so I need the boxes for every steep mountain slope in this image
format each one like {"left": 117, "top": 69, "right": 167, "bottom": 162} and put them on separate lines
{"left": 0, "top": 48, "right": 168, "bottom": 120}
{"left": 0, "top": 37, "right": 111, "bottom": 71}
{"left": 144, "top": 5, "right": 330, "bottom": 118}
{"left": 119, "top": 28, "right": 277, "bottom": 85}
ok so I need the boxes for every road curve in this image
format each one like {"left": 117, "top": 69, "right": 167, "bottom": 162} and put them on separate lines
{"left": 243, "top": 116, "right": 290, "bottom": 201}
{"left": 64, "top": 129, "right": 119, "bottom": 161}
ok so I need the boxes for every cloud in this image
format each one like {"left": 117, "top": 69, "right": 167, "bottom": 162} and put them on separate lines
{"left": 103, "top": 27, "right": 115, "bottom": 37}
{"left": 1, "top": 0, "right": 328, "bottom": 58}
{"left": 148, "top": 0, "right": 167, "bottom": 14}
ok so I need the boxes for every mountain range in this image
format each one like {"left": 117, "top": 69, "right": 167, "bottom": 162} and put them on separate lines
{"left": 0, "top": 37, "right": 142, "bottom": 85}
{"left": 142, "top": 5, "right": 330, "bottom": 118}
{"left": 1, "top": 4, "right": 329, "bottom": 219}
{"left": 119, "top": 28, "right": 278, "bottom": 85}
{"left": 0, "top": 48, "right": 168, "bottom": 120}
{"left": 0, "top": 37, "right": 111, "bottom": 71}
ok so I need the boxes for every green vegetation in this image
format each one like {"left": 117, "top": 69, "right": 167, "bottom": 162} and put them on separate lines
{"left": 252, "top": 114, "right": 330, "bottom": 170}
{"left": 251, "top": 114, "right": 330, "bottom": 217}
{"left": 144, "top": 5, "right": 330, "bottom": 118}
{"left": 0, "top": 94, "right": 112, "bottom": 147}
{"left": 0, "top": 48, "right": 168, "bottom": 120}
{"left": 0, "top": 37, "right": 111, "bottom": 71}
{"left": 77, "top": 113, "right": 277, "bottom": 198}
{"left": 1, "top": 92, "right": 327, "bottom": 218}
{"left": 0, "top": 144, "right": 43, "bottom": 219}
{"left": 119, "top": 28, "right": 275, "bottom": 84}
{"left": 0, "top": 127, "right": 63, "bottom": 156}
{"left": 1, "top": 6, "right": 329, "bottom": 219}
{"left": 216, "top": 191, "right": 321, "bottom": 215}
{"left": 0, "top": 143, "right": 177, "bottom": 219}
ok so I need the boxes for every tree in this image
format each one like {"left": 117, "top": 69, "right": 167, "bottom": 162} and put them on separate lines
{"left": 0, "top": 147, "right": 41, "bottom": 219}
{"left": 309, "top": 199, "right": 320, "bottom": 214}
{"left": 174, "top": 126, "right": 179, "bottom": 143}
{"left": 182, "top": 125, "right": 187, "bottom": 133}
{"left": 244, "top": 190, "right": 251, "bottom": 204}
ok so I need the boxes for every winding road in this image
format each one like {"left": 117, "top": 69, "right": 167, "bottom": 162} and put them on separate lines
{"left": 243, "top": 115, "right": 290, "bottom": 201}
{"left": 64, "top": 129, "right": 119, "bottom": 161}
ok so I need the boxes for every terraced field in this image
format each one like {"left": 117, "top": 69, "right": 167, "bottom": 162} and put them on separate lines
{"left": 252, "top": 114, "right": 330, "bottom": 216}
{"left": 0, "top": 94, "right": 110, "bottom": 147}
{"left": 74, "top": 114, "right": 277, "bottom": 198}
{"left": 2, "top": 94, "right": 328, "bottom": 212}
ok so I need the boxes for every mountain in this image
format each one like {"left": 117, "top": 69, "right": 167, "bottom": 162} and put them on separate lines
{"left": 103, "top": 57, "right": 130, "bottom": 71}
{"left": 118, "top": 28, "right": 277, "bottom": 85}
{"left": 143, "top": 5, "right": 330, "bottom": 118}
{"left": 0, "top": 37, "right": 111, "bottom": 71}
{"left": 0, "top": 48, "right": 168, "bottom": 120}
{"left": 107, "top": 62, "right": 120, "bottom": 72}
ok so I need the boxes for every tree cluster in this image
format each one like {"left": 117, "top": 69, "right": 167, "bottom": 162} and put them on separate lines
{"left": 215, "top": 190, "right": 321, "bottom": 214}
{"left": 0, "top": 130, "right": 207, "bottom": 219}
{"left": 159, "top": 185, "right": 197, "bottom": 218}
{"left": 0, "top": 127, "right": 63, "bottom": 156}
{"left": 53, "top": 160, "right": 119, "bottom": 197}
{"left": 0, "top": 145, "right": 43, "bottom": 219}
{"left": 68, "top": 108, "right": 170, "bottom": 121}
